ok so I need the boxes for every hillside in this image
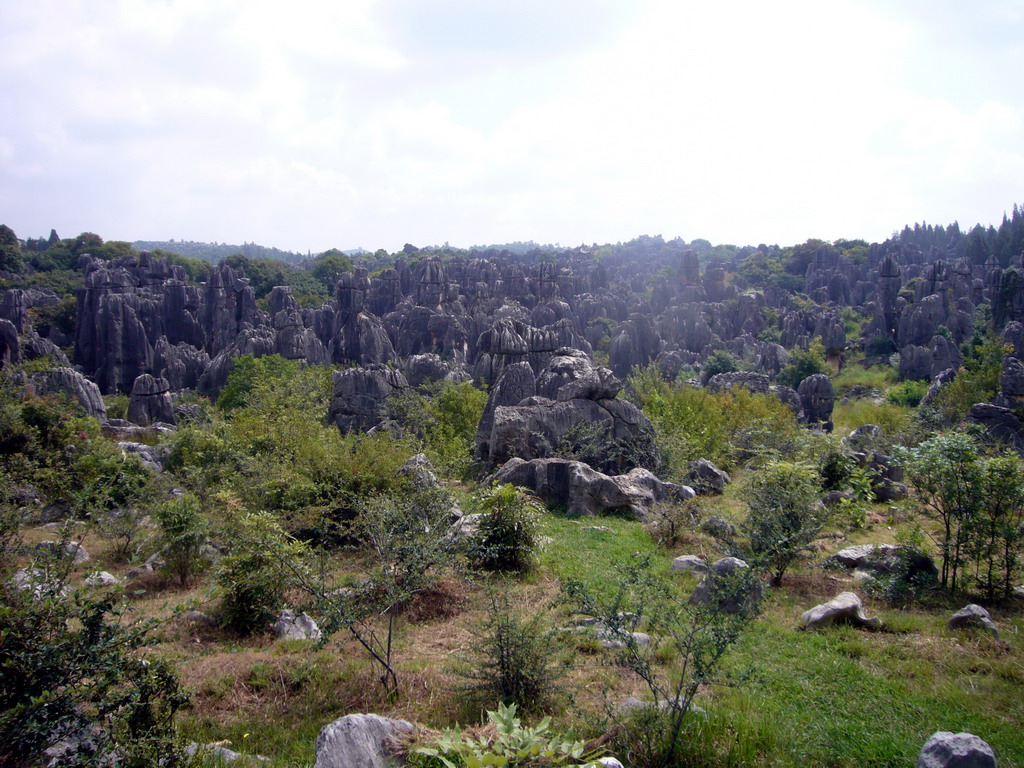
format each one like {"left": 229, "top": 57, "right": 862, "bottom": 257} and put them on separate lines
{"left": 2, "top": 208, "right": 1024, "bottom": 767}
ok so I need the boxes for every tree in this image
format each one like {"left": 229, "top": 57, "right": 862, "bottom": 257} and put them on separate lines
{"left": 776, "top": 342, "right": 831, "bottom": 389}
{"left": 0, "top": 224, "right": 22, "bottom": 272}
{"left": 741, "top": 461, "right": 825, "bottom": 586}
{"left": 898, "top": 431, "right": 982, "bottom": 591}
{"left": 0, "top": 509, "right": 193, "bottom": 767}
{"left": 310, "top": 250, "right": 354, "bottom": 293}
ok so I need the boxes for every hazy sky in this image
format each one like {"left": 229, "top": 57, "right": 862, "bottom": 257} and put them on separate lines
{"left": 1, "top": 0, "right": 1022, "bottom": 253}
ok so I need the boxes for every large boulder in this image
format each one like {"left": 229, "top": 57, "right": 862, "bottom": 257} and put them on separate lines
{"left": 273, "top": 610, "right": 322, "bottom": 642}
{"left": 29, "top": 367, "right": 107, "bottom": 422}
{"left": 686, "top": 459, "right": 731, "bottom": 495}
{"left": 798, "top": 374, "right": 834, "bottom": 432}
{"left": 482, "top": 351, "right": 656, "bottom": 474}
{"left": 313, "top": 713, "right": 415, "bottom": 768}
{"left": 967, "top": 403, "right": 1024, "bottom": 452}
{"left": 800, "top": 592, "right": 882, "bottom": 630}
{"left": 689, "top": 557, "right": 762, "bottom": 614}
{"left": 491, "top": 458, "right": 694, "bottom": 520}
{"left": 706, "top": 371, "right": 770, "bottom": 395}
{"left": 329, "top": 365, "right": 409, "bottom": 433}
{"left": 917, "top": 732, "right": 996, "bottom": 768}
{"left": 127, "top": 374, "right": 176, "bottom": 426}
{"left": 948, "top": 604, "right": 998, "bottom": 637}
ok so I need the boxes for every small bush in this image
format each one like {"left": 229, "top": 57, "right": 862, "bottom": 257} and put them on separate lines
{"left": 886, "top": 380, "right": 929, "bottom": 407}
{"left": 416, "top": 703, "right": 600, "bottom": 768}
{"left": 454, "top": 593, "right": 566, "bottom": 713}
{"left": 777, "top": 342, "right": 831, "bottom": 389}
{"left": 701, "top": 350, "right": 741, "bottom": 384}
{"left": 153, "top": 493, "right": 209, "bottom": 586}
{"left": 218, "top": 511, "right": 309, "bottom": 635}
{"left": 471, "top": 484, "right": 542, "bottom": 573}
{"left": 741, "top": 461, "right": 825, "bottom": 586}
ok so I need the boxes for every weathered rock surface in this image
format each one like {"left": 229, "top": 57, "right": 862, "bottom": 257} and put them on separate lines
{"left": 127, "top": 374, "right": 176, "bottom": 426}
{"left": 29, "top": 367, "right": 107, "bottom": 421}
{"left": 798, "top": 374, "right": 834, "bottom": 431}
{"left": 491, "top": 457, "right": 694, "bottom": 520}
{"left": 313, "top": 713, "right": 415, "bottom": 768}
{"left": 672, "top": 555, "right": 708, "bottom": 573}
{"left": 800, "top": 592, "right": 882, "bottom": 630}
{"left": 686, "top": 458, "right": 731, "bottom": 495}
{"left": 273, "top": 609, "right": 322, "bottom": 641}
{"left": 690, "top": 557, "right": 762, "bottom": 614}
{"left": 948, "top": 604, "right": 998, "bottom": 637}
{"left": 917, "top": 732, "right": 996, "bottom": 768}
{"left": 329, "top": 365, "right": 409, "bottom": 433}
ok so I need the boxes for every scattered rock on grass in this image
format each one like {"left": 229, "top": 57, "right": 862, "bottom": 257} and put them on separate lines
{"left": 671, "top": 555, "right": 708, "bottom": 573}
{"left": 273, "top": 609, "right": 322, "bottom": 642}
{"left": 313, "top": 713, "right": 415, "bottom": 768}
{"left": 948, "top": 605, "right": 998, "bottom": 637}
{"left": 917, "top": 731, "right": 996, "bottom": 768}
{"left": 800, "top": 592, "right": 881, "bottom": 630}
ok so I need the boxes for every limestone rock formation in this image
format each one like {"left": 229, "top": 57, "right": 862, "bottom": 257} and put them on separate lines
{"left": 313, "top": 713, "right": 415, "bottom": 768}
{"left": 948, "top": 604, "right": 998, "bottom": 637}
{"left": 329, "top": 365, "right": 409, "bottom": 433}
{"left": 917, "top": 732, "right": 996, "bottom": 768}
{"left": 127, "top": 374, "right": 175, "bottom": 426}
{"left": 491, "top": 457, "right": 694, "bottom": 520}
{"left": 800, "top": 592, "right": 881, "bottom": 630}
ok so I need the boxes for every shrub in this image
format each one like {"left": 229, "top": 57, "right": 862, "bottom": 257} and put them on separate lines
{"left": 863, "top": 525, "right": 937, "bottom": 605}
{"left": 777, "top": 342, "right": 831, "bottom": 389}
{"left": 886, "top": 380, "right": 929, "bottom": 407}
{"left": 471, "top": 484, "right": 542, "bottom": 573}
{"left": 218, "top": 511, "right": 310, "bottom": 635}
{"left": 0, "top": 508, "right": 193, "bottom": 767}
{"left": 701, "top": 350, "right": 741, "bottom": 384}
{"left": 563, "top": 555, "right": 761, "bottom": 768}
{"left": 741, "top": 461, "right": 826, "bottom": 586}
{"left": 454, "top": 592, "right": 565, "bottom": 713}
{"left": 153, "top": 493, "right": 209, "bottom": 586}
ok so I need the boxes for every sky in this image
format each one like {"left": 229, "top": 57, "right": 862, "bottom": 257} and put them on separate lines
{"left": 1, "top": 0, "right": 1022, "bottom": 254}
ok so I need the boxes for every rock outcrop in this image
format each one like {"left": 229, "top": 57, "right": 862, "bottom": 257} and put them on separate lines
{"left": 491, "top": 457, "right": 694, "bottom": 520}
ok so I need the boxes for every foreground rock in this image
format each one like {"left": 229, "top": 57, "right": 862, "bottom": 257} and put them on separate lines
{"left": 800, "top": 592, "right": 881, "bottom": 630}
{"left": 689, "top": 557, "right": 762, "bottom": 614}
{"left": 273, "top": 610, "right": 322, "bottom": 642}
{"left": 948, "top": 605, "right": 998, "bottom": 637}
{"left": 686, "top": 459, "right": 731, "bottom": 495}
{"left": 491, "top": 457, "right": 694, "bottom": 520}
{"left": 824, "top": 544, "right": 938, "bottom": 583}
{"left": 314, "top": 713, "right": 415, "bottom": 768}
{"left": 917, "top": 732, "right": 996, "bottom": 768}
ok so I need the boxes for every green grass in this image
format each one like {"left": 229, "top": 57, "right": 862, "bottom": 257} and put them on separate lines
{"left": 832, "top": 363, "right": 899, "bottom": 394}
{"left": 832, "top": 399, "right": 913, "bottom": 439}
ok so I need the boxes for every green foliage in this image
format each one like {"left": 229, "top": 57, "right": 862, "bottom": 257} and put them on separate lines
{"left": 454, "top": 592, "right": 565, "bottom": 713}
{"left": 563, "top": 555, "right": 761, "bottom": 768}
{"left": 387, "top": 380, "right": 488, "bottom": 479}
{"left": 701, "top": 349, "right": 741, "bottom": 384}
{"left": 217, "top": 354, "right": 303, "bottom": 413}
{"left": 470, "top": 484, "right": 542, "bottom": 573}
{"left": 153, "top": 493, "right": 209, "bottom": 586}
{"left": 777, "top": 342, "right": 831, "bottom": 389}
{"left": 628, "top": 365, "right": 803, "bottom": 473}
{"left": 886, "top": 379, "right": 929, "bottom": 407}
{"left": 932, "top": 333, "right": 1008, "bottom": 423}
{"left": 0, "top": 370, "right": 151, "bottom": 515}
{"left": 0, "top": 224, "right": 23, "bottom": 272}
{"left": 223, "top": 254, "right": 327, "bottom": 306}
{"left": 0, "top": 513, "right": 194, "bottom": 767}
{"left": 218, "top": 511, "right": 310, "bottom": 635}
{"left": 863, "top": 525, "right": 937, "bottom": 605}
{"left": 309, "top": 250, "right": 354, "bottom": 293}
{"left": 27, "top": 293, "right": 77, "bottom": 336}
{"left": 741, "top": 461, "right": 826, "bottom": 586}
{"left": 416, "top": 703, "right": 601, "bottom": 768}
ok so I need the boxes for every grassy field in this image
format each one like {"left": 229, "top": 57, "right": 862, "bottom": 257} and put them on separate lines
{"left": 30, "top": 482, "right": 1023, "bottom": 768}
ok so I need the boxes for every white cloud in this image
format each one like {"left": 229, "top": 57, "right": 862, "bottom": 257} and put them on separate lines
{"left": 0, "top": 0, "right": 1021, "bottom": 251}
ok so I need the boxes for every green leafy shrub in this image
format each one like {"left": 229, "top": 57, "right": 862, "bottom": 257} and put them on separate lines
{"left": 218, "top": 511, "right": 310, "bottom": 635}
{"left": 153, "top": 493, "right": 209, "bottom": 586}
{"left": 741, "top": 461, "right": 826, "bottom": 586}
{"left": 415, "top": 703, "right": 601, "bottom": 768}
{"left": 701, "top": 349, "right": 741, "bottom": 383}
{"left": 886, "top": 380, "right": 929, "bottom": 407}
{"left": 777, "top": 342, "right": 831, "bottom": 389}
{"left": 0, "top": 510, "right": 194, "bottom": 767}
{"left": 216, "top": 354, "right": 305, "bottom": 413}
{"left": 454, "top": 592, "right": 565, "bottom": 713}
{"left": 628, "top": 365, "right": 803, "bottom": 473}
{"left": 470, "top": 484, "right": 542, "bottom": 573}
